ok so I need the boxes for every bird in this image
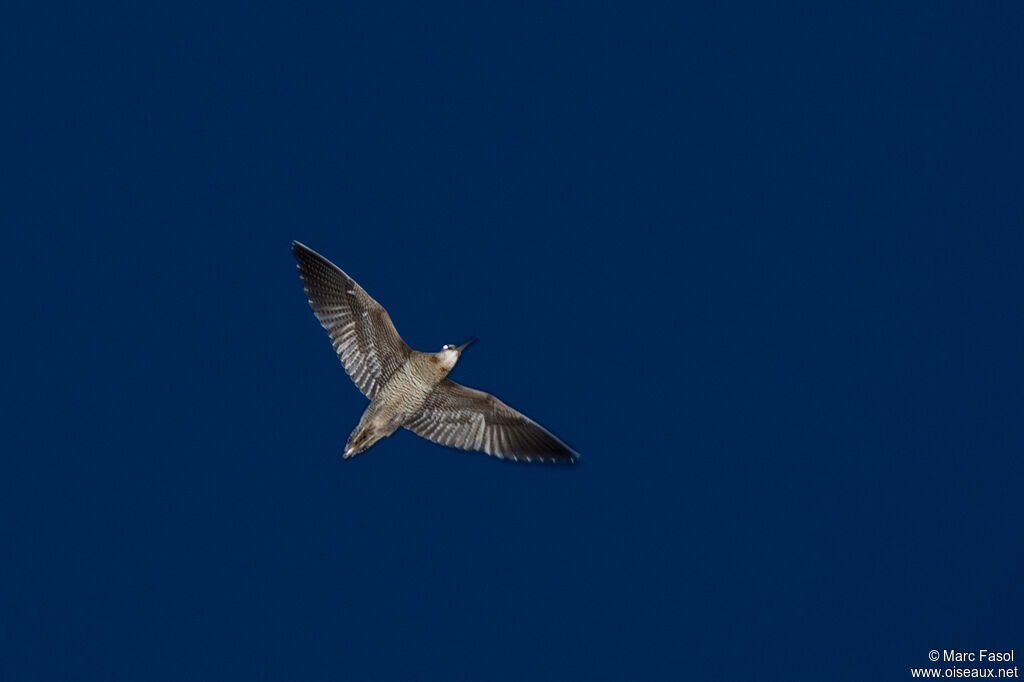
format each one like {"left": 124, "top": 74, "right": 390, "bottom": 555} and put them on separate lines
{"left": 292, "top": 241, "right": 578, "bottom": 464}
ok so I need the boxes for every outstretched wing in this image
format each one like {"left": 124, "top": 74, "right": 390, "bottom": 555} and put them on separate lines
{"left": 404, "top": 379, "right": 578, "bottom": 463}
{"left": 293, "top": 241, "right": 412, "bottom": 400}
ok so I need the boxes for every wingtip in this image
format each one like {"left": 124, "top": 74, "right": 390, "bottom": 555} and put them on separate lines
{"left": 517, "top": 444, "right": 580, "bottom": 465}
{"left": 558, "top": 448, "right": 581, "bottom": 465}
{"left": 292, "top": 241, "right": 320, "bottom": 267}
{"left": 487, "top": 450, "right": 580, "bottom": 465}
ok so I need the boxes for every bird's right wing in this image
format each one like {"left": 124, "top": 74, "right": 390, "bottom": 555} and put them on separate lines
{"left": 293, "top": 241, "right": 411, "bottom": 400}
{"left": 404, "top": 379, "right": 578, "bottom": 463}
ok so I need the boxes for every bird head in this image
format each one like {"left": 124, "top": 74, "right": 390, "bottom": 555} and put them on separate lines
{"left": 438, "top": 336, "right": 477, "bottom": 371}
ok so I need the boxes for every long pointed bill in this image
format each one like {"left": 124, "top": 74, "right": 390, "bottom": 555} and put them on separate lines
{"left": 456, "top": 336, "right": 478, "bottom": 353}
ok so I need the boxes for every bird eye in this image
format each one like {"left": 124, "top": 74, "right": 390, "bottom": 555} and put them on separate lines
{"left": 442, "top": 344, "right": 451, "bottom": 351}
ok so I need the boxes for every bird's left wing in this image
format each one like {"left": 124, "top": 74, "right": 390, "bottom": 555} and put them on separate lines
{"left": 293, "top": 241, "right": 412, "bottom": 400}
{"left": 404, "top": 379, "right": 578, "bottom": 463}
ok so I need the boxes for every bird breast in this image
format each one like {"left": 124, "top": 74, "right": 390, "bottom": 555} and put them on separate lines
{"left": 374, "top": 355, "right": 443, "bottom": 411}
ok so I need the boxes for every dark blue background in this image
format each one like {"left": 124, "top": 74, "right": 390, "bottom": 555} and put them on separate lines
{"left": 4, "top": 2, "right": 1022, "bottom": 679}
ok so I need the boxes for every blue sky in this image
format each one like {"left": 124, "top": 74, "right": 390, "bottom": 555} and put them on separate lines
{"left": 4, "top": 2, "right": 1022, "bottom": 679}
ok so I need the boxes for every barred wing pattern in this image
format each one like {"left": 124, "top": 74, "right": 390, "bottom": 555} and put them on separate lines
{"left": 405, "top": 379, "right": 578, "bottom": 463}
{"left": 293, "top": 241, "right": 411, "bottom": 400}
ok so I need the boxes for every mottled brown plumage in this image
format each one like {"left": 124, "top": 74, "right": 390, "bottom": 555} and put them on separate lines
{"left": 293, "top": 241, "right": 578, "bottom": 463}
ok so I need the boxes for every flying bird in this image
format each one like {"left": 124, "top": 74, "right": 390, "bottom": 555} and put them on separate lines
{"left": 292, "top": 241, "right": 578, "bottom": 463}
